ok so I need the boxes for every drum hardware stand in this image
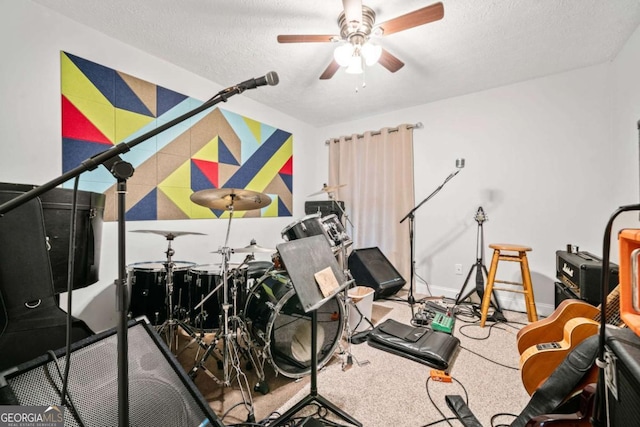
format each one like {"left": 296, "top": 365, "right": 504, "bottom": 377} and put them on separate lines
{"left": 454, "top": 207, "right": 504, "bottom": 321}
{"left": 155, "top": 234, "right": 188, "bottom": 352}
{"left": 186, "top": 201, "right": 264, "bottom": 422}
{"left": 320, "top": 194, "right": 368, "bottom": 371}
{"left": 400, "top": 159, "right": 466, "bottom": 306}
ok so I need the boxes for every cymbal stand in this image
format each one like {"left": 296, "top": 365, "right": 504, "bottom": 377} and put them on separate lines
{"left": 188, "top": 202, "right": 261, "bottom": 423}
{"left": 155, "top": 235, "right": 184, "bottom": 352}
{"left": 326, "top": 206, "right": 370, "bottom": 370}
{"left": 327, "top": 189, "right": 354, "bottom": 238}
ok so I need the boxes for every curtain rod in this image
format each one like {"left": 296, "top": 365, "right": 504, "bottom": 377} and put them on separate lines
{"left": 325, "top": 122, "right": 423, "bottom": 145}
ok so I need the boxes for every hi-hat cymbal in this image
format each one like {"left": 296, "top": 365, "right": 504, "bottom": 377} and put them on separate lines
{"left": 190, "top": 188, "right": 272, "bottom": 211}
{"left": 308, "top": 183, "right": 346, "bottom": 197}
{"left": 130, "top": 230, "right": 206, "bottom": 240}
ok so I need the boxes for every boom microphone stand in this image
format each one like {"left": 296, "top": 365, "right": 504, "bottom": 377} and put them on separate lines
{"left": 0, "top": 71, "right": 279, "bottom": 427}
{"left": 400, "top": 158, "right": 465, "bottom": 305}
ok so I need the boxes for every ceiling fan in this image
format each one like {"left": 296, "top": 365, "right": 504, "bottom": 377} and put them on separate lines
{"left": 277, "top": 0, "right": 444, "bottom": 79}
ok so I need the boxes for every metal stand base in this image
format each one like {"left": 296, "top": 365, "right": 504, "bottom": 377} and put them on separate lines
{"left": 455, "top": 260, "right": 505, "bottom": 321}
{"left": 454, "top": 207, "right": 504, "bottom": 321}
{"left": 270, "top": 311, "right": 362, "bottom": 427}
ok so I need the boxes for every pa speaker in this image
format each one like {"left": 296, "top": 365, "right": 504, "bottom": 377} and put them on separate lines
{"left": 348, "top": 247, "right": 406, "bottom": 299}
{"left": 0, "top": 319, "right": 224, "bottom": 427}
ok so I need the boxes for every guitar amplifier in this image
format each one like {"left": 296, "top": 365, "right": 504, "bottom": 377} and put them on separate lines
{"left": 604, "top": 327, "right": 640, "bottom": 425}
{"left": 554, "top": 281, "right": 580, "bottom": 308}
{"left": 556, "top": 250, "right": 619, "bottom": 306}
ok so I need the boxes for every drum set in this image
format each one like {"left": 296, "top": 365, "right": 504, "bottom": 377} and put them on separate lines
{"left": 125, "top": 186, "right": 357, "bottom": 421}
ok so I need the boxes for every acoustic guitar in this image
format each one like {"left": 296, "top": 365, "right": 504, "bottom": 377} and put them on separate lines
{"left": 519, "top": 316, "right": 599, "bottom": 395}
{"left": 516, "top": 285, "right": 622, "bottom": 355}
{"left": 517, "top": 286, "right": 623, "bottom": 395}
{"left": 516, "top": 299, "right": 598, "bottom": 355}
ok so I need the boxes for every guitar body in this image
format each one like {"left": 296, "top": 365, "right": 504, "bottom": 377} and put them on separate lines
{"left": 516, "top": 299, "right": 599, "bottom": 355}
{"left": 519, "top": 317, "right": 599, "bottom": 395}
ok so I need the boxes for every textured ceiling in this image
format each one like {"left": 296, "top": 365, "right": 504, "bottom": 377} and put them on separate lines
{"left": 32, "top": 0, "right": 640, "bottom": 126}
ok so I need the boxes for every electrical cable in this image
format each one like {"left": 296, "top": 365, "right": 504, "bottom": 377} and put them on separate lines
{"left": 44, "top": 350, "right": 86, "bottom": 427}
{"left": 490, "top": 412, "right": 519, "bottom": 427}
{"left": 424, "top": 376, "right": 470, "bottom": 427}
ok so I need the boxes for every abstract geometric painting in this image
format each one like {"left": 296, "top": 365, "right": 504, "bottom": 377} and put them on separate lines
{"left": 60, "top": 51, "right": 293, "bottom": 221}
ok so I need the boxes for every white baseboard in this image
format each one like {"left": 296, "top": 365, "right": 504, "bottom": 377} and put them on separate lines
{"left": 416, "top": 283, "right": 555, "bottom": 318}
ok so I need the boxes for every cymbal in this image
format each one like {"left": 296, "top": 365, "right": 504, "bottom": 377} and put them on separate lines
{"left": 233, "top": 243, "right": 275, "bottom": 254}
{"left": 308, "top": 183, "right": 346, "bottom": 197}
{"left": 130, "top": 230, "right": 206, "bottom": 240}
{"left": 190, "top": 188, "right": 271, "bottom": 211}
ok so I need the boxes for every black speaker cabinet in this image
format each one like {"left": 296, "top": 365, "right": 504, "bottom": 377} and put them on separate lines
{"left": 604, "top": 327, "right": 640, "bottom": 425}
{"left": 348, "top": 247, "right": 406, "bottom": 299}
{"left": 0, "top": 319, "right": 224, "bottom": 427}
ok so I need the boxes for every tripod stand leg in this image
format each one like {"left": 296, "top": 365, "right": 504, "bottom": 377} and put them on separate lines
{"left": 455, "top": 262, "right": 505, "bottom": 320}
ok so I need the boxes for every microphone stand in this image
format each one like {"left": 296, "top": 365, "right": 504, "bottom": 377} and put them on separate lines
{"left": 400, "top": 167, "right": 463, "bottom": 305}
{"left": 0, "top": 83, "right": 247, "bottom": 426}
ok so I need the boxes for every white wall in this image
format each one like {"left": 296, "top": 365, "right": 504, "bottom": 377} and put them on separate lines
{"left": 321, "top": 63, "right": 627, "bottom": 316}
{"left": 1, "top": 1, "right": 324, "bottom": 332}
{"left": 3, "top": 1, "right": 640, "bottom": 331}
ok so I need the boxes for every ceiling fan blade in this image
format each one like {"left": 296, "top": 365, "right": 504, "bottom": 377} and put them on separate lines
{"left": 378, "top": 48, "right": 404, "bottom": 73}
{"left": 377, "top": 2, "right": 444, "bottom": 36}
{"left": 319, "top": 60, "right": 340, "bottom": 80}
{"left": 342, "top": 0, "right": 363, "bottom": 26}
{"left": 277, "top": 34, "right": 337, "bottom": 43}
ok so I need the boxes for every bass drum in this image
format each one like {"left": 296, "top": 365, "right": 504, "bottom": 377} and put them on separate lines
{"left": 244, "top": 271, "right": 344, "bottom": 378}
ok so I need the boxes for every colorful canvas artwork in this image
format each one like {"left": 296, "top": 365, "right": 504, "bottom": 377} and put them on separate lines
{"left": 60, "top": 51, "right": 293, "bottom": 221}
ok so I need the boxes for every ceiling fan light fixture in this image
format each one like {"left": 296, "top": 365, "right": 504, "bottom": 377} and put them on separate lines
{"left": 361, "top": 41, "right": 382, "bottom": 66}
{"left": 334, "top": 43, "right": 354, "bottom": 67}
{"left": 345, "top": 55, "right": 363, "bottom": 74}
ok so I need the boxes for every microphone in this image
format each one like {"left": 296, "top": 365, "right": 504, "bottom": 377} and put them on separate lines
{"left": 451, "top": 158, "right": 465, "bottom": 178}
{"left": 235, "top": 71, "right": 279, "bottom": 93}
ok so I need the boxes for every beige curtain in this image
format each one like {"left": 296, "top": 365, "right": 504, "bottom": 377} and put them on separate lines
{"left": 328, "top": 125, "right": 415, "bottom": 284}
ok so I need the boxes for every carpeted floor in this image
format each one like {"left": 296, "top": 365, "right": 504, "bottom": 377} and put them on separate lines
{"left": 176, "top": 290, "right": 536, "bottom": 426}
{"left": 175, "top": 299, "right": 394, "bottom": 425}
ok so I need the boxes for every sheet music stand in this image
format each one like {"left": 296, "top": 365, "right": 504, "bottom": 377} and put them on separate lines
{"left": 270, "top": 235, "right": 361, "bottom": 426}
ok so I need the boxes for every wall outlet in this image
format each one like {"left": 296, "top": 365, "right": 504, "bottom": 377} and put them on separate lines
{"left": 455, "top": 264, "right": 463, "bottom": 275}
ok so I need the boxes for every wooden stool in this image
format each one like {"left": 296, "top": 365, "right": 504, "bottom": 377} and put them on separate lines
{"left": 480, "top": 243, "right": 538, "bottom": 327}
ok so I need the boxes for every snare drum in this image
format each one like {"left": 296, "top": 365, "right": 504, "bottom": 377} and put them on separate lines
{"left": 244, "top": 271, "right": 344, "bottom": 378}
{"left": 281, "top": 214, "right": 326, "bottom": 242}
{"left": 127, "top": 261, "right": 195, "bottom": 325}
